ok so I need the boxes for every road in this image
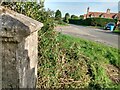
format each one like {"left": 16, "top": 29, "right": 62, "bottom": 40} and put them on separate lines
{"left": 55, "top": 24, "right": 119, "bottom": 48}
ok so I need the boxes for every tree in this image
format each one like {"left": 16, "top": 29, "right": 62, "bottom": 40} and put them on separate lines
{"left": 71, "top": 15, "right": 78, "bottom": 19}
{"left": 47, "top": 8, "right": 55, "bottom": 18}
{"left": 55, "top": 9, "right": 62, "bottom": 20}
{"left": 79, "top": 15, "right": 84, "bottom": 19}
{"left": 64, "top": 13, "right": 70, "bottom": 23}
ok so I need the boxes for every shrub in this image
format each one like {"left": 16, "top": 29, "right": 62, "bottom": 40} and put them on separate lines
{"left": 55, "top": 10, "right": 62, "bottom": 21}
{"left": 69, "top": 18, "right": 117, "bottom": 27}
{"left": 3, "top": 2, "right": 119, "bottom": 89}
{"left": 71, "top": 15, "right": 79, "bottom": 19}
{"left": 63, "top": 13, "right": 70, "bottom": 23}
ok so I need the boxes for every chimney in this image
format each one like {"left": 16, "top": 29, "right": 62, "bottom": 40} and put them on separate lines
{"left": 106, "top": 8, "right": 110, "bottom": 14}
{"left": 87, "top": 7, "right": 90, "bottom": 14}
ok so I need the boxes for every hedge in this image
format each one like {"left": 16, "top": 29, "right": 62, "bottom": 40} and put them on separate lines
{"left": 69, "top": 18, "right": 117, "bottom": 27}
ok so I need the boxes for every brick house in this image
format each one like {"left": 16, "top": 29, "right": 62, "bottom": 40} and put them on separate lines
{"left": 84, "top": 7, "right": 118, "bottom": 19}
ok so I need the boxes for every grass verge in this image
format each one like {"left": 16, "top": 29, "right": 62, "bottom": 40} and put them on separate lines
{"left": 38, "top": 30, "right": 120, "bottom": 89}
{"left": 58, "top": 34, "right": 119, "bottom": 68}
{"left": 113, "top": 30, "right": 120, "bottom": 34}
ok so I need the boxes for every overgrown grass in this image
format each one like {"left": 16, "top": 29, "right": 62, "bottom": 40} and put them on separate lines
{"left": 38, "top": 29, "right": 120, "bottom": 89}
{"left": 58, "top": 34, "right": 120, "bottom": 68}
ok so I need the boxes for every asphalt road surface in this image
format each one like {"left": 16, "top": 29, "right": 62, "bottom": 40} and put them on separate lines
{"left": 55, "top": 24, "right": 119, "bottom": 48}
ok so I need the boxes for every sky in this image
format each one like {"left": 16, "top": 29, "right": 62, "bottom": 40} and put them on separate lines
{"left": 44, "top": 0, "right": 119, "bottom": 17}
{"left": 44, "top": 0, "right": 119, "bottom": 2}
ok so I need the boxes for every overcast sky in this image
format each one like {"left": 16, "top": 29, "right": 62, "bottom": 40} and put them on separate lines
{"left": 44, "top": 0, "right": 119, "bottom": 16}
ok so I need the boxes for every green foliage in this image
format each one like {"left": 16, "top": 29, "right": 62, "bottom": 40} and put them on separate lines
{"left": 38, "top": 32, "right": 119, "bottom": 88}
{"left": 38, "top": 31, "right": 91, "bottom": 88}
{"left": 79, "top": 15, "right": 84, "bottom": 20}
{"left": 113, "top": 29, "right": 120, "bottom": 33}
{"left": 55, "top": 20, "right": 68, "bottom": 26}
{"left": 3, "top": 2, "right": 119, "bottom": 89}
{"left": 71, "top": 15, "right": 79, "bottom": 19}
{"left": 57, "top": 34, "right": 120, "bottom": 89}
{"left": 54, "top": 10, "right": 66, "bottom": 26}
{"left": 55, "top": 9, "right": 62, "bottom": 20}
{"left": 69, "top": 18, "right": 117, "bottom": 27}
{"left": 64, "top": 13, "right": 70, "bottom": 23}
{"left": 1, "top": 2, "right": 54, "bottom": 24}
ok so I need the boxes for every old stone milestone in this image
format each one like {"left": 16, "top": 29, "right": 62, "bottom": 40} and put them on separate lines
{"left": 0, "top": 6, "right": 43, "bottom": 89}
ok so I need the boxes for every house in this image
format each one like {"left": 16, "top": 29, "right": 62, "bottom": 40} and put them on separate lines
{"left": 84, "top": 7, "right": 118, "bottom": 19}
{"left": 117, "top": 11, "right": 120, "bottom": 29}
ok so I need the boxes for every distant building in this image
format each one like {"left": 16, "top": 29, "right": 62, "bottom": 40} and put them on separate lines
{"left": 84, "top": 7, "right": 118, "bottom": 19}
{"left": 118, "top": 11, "right": 120, "bottom": 30}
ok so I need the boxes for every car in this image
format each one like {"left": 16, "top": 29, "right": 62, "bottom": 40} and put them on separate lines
{"left": 104, "top": 22, "right": 116, "bottom": 30}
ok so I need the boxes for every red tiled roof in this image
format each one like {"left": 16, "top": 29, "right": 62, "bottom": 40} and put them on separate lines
{"left": 84, "top": 12, "right": 118, "bottom": 19}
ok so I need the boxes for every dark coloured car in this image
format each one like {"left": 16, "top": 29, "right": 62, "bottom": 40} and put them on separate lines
{"left": 104, "top": 22, "right": 116, "bottom": 30}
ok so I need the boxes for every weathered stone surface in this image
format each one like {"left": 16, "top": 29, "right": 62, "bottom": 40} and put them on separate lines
{"left": 0, "top": 6, "right": 43, "bottom": 89}
{"left": 0, "top": 38, "right": 2, "bottom": 90}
